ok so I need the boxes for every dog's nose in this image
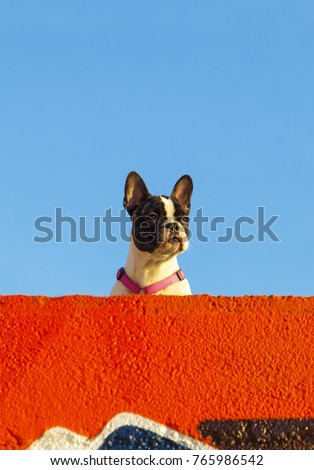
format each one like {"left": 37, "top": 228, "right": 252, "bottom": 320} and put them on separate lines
{"left": 165, "top": 222, "right": 179, "bottom": 233}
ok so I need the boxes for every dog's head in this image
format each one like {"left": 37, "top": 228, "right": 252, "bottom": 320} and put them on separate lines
{"left": 123, "top": 171, "right": 193, "bottom": 258}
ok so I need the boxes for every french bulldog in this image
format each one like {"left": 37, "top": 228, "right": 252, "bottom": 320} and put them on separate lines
{"left": 110, "top": 171, "right": 193, "bottom": 295}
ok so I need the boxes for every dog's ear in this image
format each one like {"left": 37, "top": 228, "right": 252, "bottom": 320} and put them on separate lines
{"left": 171, "top": 175, "right": 193, "bottom": 214}
{"left": 123, "top": 171, "right": 151, "bottom": 215}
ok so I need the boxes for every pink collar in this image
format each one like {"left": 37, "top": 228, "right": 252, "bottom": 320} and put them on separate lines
{"left": 116, "top": 267, "right": 186, "bottom": 295}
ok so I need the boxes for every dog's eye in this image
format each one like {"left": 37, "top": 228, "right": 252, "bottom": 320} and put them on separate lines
{"left": 181, "top": 216, "right": 190, "bottom": 223}
{"left": 147, "top": 213, "right": 158, "bottom": 221}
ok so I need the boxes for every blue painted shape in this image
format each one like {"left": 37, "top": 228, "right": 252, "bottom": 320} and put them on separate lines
{"left": 98, "top": 425, "right": 189, "bottom": 450}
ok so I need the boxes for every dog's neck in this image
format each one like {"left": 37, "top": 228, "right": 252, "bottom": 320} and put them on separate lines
{"left": 124, "top": 236, "right": 180, "bottom": 288}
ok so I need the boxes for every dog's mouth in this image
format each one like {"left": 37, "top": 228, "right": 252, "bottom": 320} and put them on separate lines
{"left": 164, "top": 234, "right": 181, "bottom": 244}
{"left": 159, "top": 236, "right": 183, "bottom": 255}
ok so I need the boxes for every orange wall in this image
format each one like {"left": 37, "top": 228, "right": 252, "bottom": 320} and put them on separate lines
{"left": 1, "top": 294, "right": 314, "bottom": 449}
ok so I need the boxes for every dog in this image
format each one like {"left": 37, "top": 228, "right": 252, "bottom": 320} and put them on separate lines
{"left": 110, "top": 171, "right": 193, "bottom": 295}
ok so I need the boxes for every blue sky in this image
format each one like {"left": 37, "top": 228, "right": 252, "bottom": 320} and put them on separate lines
{"left": 1, "top": 1, "right": 313, "bottom": 296}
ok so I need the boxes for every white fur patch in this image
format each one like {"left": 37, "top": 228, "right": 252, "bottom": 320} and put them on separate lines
{"left": 161, "top": 197, "right": 175, "bottom": 219}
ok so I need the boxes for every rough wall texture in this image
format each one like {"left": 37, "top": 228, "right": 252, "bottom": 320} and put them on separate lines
{"left": 1, "top": 295, "right": 314, "bottom": 450}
